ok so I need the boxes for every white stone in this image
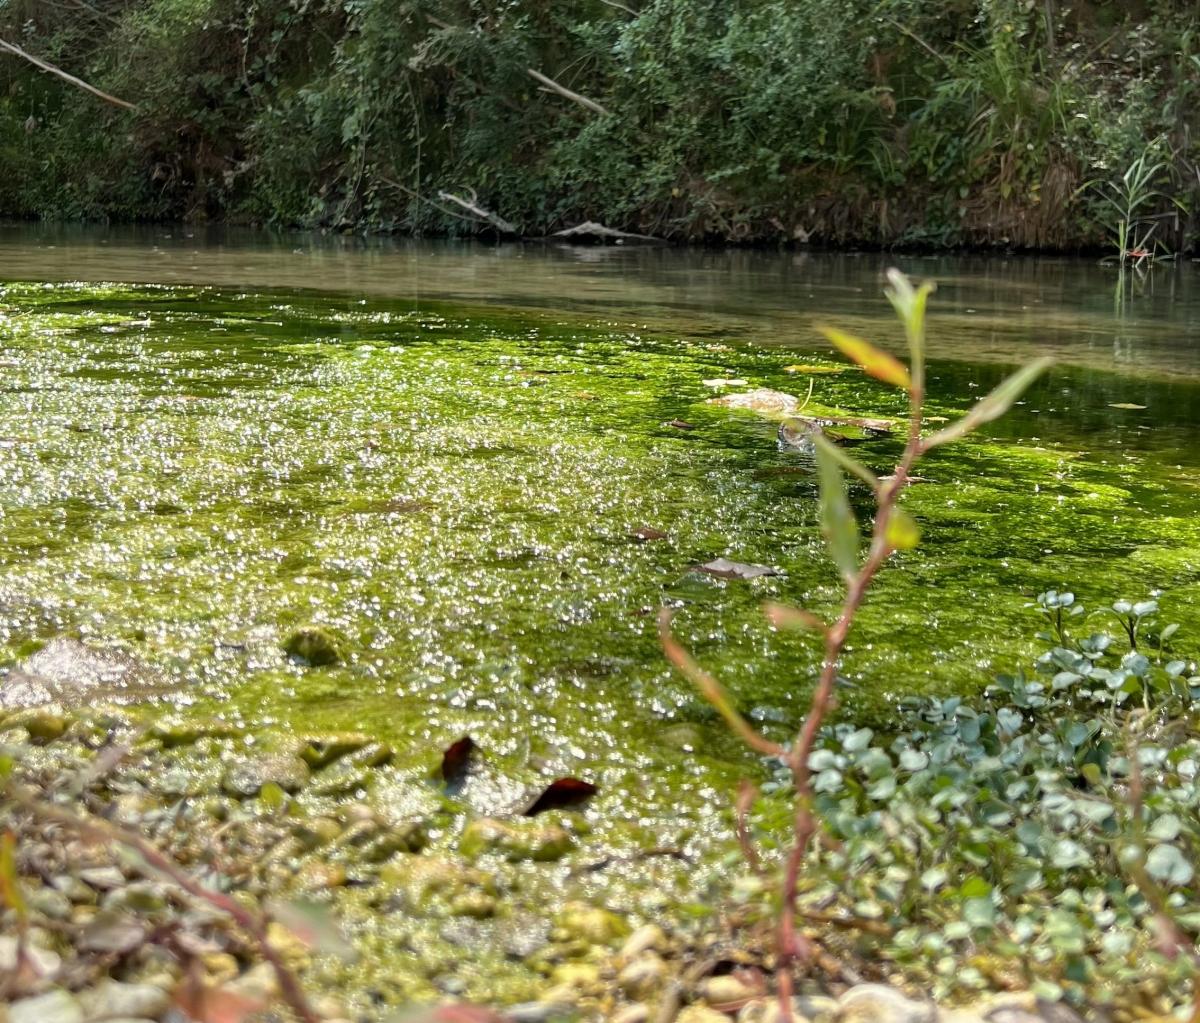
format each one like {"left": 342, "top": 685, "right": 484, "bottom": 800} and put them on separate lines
{"left": 838, "top": 984, "right": 936, "bottom": 1023}
{"left": 9, "top": 990, "right": 84, "bottom": 1023}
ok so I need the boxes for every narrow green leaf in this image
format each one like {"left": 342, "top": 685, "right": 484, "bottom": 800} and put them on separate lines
{"left": 817, "top": 324, "right": 911, "bottom": 390}
{"left": 922, "top": 358, "right": 1053, "bottom": 450}
{"left": 885, "top": 507, "right": 921, "bottom": 550}
{"left": 816, "top": 440, "right": 859, "bottom": 582}
{"left": 810, "top": 433, "right": 878, "bottom": 489}
{"left": 884, "top": 269, "right": 934, "bottom": 385}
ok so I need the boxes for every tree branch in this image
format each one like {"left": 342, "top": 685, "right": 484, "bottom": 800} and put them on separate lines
{"left": 0, "top": 38, "right": 137, "bottom": 110}
{"left": 436, "top": 189, "right": 518, "bottom": 234}
{"left": 526, "top": 67, "right": 609, "bottom": 115}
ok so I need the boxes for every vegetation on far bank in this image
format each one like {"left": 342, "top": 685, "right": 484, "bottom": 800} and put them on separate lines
{"left": 0, "top": 0, "right": 1198, "bottom": 250}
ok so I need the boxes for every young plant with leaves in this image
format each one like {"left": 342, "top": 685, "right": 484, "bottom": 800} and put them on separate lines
{"left": 661, "top": 269, "right": 1051, "bottom": 1018}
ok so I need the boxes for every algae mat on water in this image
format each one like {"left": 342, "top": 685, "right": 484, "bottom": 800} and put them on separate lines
{"left": 2, "top": 280, "right": 1200, "bottom": 821}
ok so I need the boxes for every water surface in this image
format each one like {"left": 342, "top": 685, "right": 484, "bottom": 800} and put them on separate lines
{"left": 2, "top": 226, "right": 1200, "bottom": 846}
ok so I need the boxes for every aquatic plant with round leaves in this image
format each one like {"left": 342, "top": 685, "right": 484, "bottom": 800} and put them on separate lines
{"left": 661, "top": 269, "right": 1051, "bottom": 1017}
{"left": 750, "top": 588, "right": 1200, "bottom": 1010}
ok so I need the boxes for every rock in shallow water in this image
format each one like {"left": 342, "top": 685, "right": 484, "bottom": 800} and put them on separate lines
{"left": 459, "top": 817, "right": 575, "bottom": 862}
{"left": 282, "top": 625, "right": 343, "bottom": 666}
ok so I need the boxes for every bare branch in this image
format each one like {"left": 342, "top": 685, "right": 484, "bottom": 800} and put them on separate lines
{"left": 552, "top": 221, "right": 661, "bottom": 242}
{"left": 0, "top": 38, "right": 137, "bottom": 110}
{"left": 436, "top": 190, "right": 518, "bottom": 234}
{"left": 526, "top": 67, "right": 609, "bottom": 115}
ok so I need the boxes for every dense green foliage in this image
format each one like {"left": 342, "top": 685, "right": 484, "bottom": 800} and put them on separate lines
{"left": 1, "top": 0, "right": 1198, "bottom": 248}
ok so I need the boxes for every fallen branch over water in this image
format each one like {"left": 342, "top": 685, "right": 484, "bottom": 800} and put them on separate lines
{"left": 436, "top": 190, "right": 518, "bottom": 234}
{"left": 552, "top": 221, "right": 662, "bottom": 242}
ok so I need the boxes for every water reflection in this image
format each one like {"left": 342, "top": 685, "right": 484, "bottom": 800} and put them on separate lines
{"left": 2, "top": 222, "right": 1199, "bottom": 378}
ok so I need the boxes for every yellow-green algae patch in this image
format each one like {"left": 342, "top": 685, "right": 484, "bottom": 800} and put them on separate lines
{"left": 4, "top": 280, "right": 1200, "bottom": 1001}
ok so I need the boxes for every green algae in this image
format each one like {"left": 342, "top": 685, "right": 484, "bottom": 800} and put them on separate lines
{"left": 4, "top": 272, "right": 1200, "bottom": 1001}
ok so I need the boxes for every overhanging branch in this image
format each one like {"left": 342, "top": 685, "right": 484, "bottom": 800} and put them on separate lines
{"left": 0, "top": 38, "right": 137, "bottom": 110}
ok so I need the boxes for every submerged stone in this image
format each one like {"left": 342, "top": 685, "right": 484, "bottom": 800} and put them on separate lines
{"left": 707, "top": 388, "right": 800, "bottom": 417}
{"left": 300, "top": 732, "right": 373, "bottom": 768}
{"left": 556, "top": 902, "right": 630, "bottom": 946}
{"left": 459, "top": 817, "right": 575, "bottom": 862}
{"left": 282, "top": 625, "right": 343, "bottom": 666}
{"left": 222, "top": 755, "right": 310, "bottom": 798}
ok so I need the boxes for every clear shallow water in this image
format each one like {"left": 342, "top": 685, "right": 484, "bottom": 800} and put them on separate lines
{"left": 2, "top": 226, "right": 1200, "bottom": 843}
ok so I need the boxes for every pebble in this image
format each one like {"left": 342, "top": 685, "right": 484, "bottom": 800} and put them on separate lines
{"left": 979, "top": 995, "right": 1085, "bottom": 1023}
{"left": 78, "top": 980, "right": 171, "bottom": 1020}
{"left": 838, "top": 984, "right": 936, "bottom": 1023}
{"left": 508, "top": 1003, "right": 569, "bottom": 1023}
{"left": 0, "top": 935, "right": 62, "bottom": 976}
{"left": 617, "top": 953, "right": 666, "bottom": 999}
{"left": 675, "top": 1007, "right": 732, "bottom": 1023}
{"left": 556, "top": 903, "right": 630, "bottom": 946}
{"left": 619, "top": 923, "right": 668, "bottom": 961}
{"left": 612, "top": 1006, "right": 650, "bottom": 1023}
{"left": 739, "top": 997, "right": 820, "bottom": 1023}
{"left": 700, "top": 974, "right": 757, "bottom": 1005}
{"left": 8, "top": 989, "right": 84, "bottom": 1023}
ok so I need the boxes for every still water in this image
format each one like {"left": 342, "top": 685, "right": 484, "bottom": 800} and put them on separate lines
{"left": 2, "top": 223, "right": 1200, "bottom": 830}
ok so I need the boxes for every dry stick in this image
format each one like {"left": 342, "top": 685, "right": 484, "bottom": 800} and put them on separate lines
{"left": 525, "top": 68, "right": 610, "bottom": 116}
{"left": 773, "top": 383, "right": 925, "bottom": 1020}
{"left": 6, "top": 784, "right": 320, "bottom": 1023}
{"left": 0, "top": 38, "right": 136, "bottom": 110}
{"left": 436, "top": 190, "right": 518, "bottom": 235}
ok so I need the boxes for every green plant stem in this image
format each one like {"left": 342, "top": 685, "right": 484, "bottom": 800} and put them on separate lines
{"left": 775, "top": 384, "right": 925, "bottom": 1016}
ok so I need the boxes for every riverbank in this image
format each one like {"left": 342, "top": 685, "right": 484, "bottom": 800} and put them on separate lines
{"left": 1, "top": 3, "right": 1197, "bottom": 251}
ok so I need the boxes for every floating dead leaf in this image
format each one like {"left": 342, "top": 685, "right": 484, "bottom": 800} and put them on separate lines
{"left": 698, "top": 558, "right": 782, "bottom": 580}
{"left": 522, "top": 777, "right": 598, "bottom": 816}
{"left": 702, "top": 378, "right": 749, "bottom": 387}
{"left": 1108, "top": 402, "right": 1147, "bottom": 410}
{"left": 440, "top": 736, "right": 476, "bottom": 786}
{"left": 631, "top": 526, "right": 668, "bottom": 542}
{"left": 666, "top": 419, "right": 696, "bottom": 430}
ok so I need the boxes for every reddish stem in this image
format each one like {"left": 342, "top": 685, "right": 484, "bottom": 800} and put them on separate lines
{"left": 773, "top": 386, "right": 924, "bottom": 1020}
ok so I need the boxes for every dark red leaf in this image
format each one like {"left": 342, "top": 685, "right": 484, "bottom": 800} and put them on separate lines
{"left": 440, "top": 736, "right": 476, "bottom": 786}
{"left": 631, "top": 526, "right": 668, "bottom": 542}
{"left": 666, "top": 419, "right": 695, "bottom": 430}
{"left": 522, "top": 777, "right": 597, "bottom": 816}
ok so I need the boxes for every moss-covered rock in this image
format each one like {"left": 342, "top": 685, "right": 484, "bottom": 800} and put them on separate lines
{"left": 282, "top": 626, "right": 343, "bottom": 666}
{"left": 555, "top": 902, "right": 630, "bottom": 946}
{"left": 459, "top": 818, "right": 575, "bottom": 863}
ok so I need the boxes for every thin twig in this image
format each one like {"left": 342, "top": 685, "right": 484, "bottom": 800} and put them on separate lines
{"left": 0, "top": 38, "right": 137, "bottom": 109}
